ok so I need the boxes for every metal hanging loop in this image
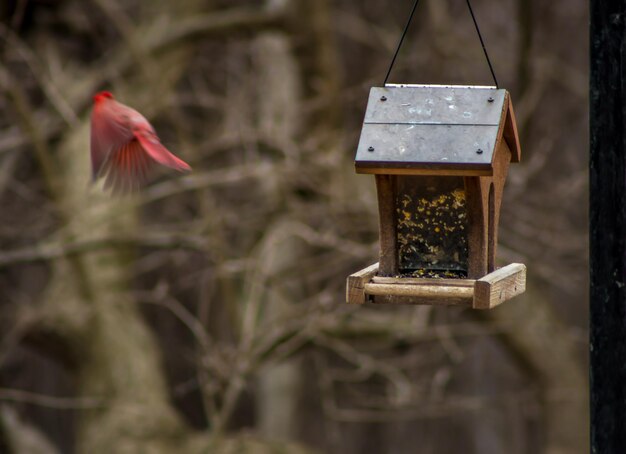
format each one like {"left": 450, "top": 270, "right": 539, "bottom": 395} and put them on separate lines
{"left": 382, "top": 0, "right": 422, "bottom": 86}
{"left": 382, "top": 0, "right": 500, "bottom": 88}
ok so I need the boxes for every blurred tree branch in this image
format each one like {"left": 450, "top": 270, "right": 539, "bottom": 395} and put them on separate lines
{"left": 0, "top": 1, "right": 588, "bottom": 453}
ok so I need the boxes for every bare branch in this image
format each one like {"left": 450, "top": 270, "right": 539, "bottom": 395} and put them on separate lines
{"left": 0, "top": 388, "right": 102, "bottom": 410}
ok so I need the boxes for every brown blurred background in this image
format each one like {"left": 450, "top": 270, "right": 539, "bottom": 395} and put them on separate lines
{"left": 0, "top": 0, "right": 588, "bottom": 453}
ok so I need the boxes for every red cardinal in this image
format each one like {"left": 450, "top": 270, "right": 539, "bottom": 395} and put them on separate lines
{"left": 90, "top": 91, "right": 191, "bottom": 193}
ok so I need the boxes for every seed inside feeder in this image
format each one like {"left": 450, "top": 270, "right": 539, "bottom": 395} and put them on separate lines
{"left": 396, "top": 176, "right": 468, "bottom": 276}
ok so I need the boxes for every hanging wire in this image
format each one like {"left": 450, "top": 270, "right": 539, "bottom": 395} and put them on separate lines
{"left": 382, "top": 0, "right": 499, "bottom": 88}
{"left": 464, "top": 0, "right": 499, "bottom": 88}
{"left": 383, "top": 0, "right": 421, "bottom": 86}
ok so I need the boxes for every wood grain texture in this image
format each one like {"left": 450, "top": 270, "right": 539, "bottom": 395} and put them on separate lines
{"left": 364, "top": 282, "right": 474, "bottom": 298}
{"left": 464, "top": 139, "right": 512, "bottom": 277}
{"left": 473, "top": 263, "right": 526, "bottom": 309}
{"left": 349, "top": 263, "right": 525, "bottom": 308}
{"left": 372, "top": 276, "right": 475, "bottom": 287}
{"left": 488, "top": 140, "right": 512, "bottom": 272}
{"left": 464, "top": 176, "right": 488, "bottom": 278}
{"left": 356, "top": 166, "right": 492, "bottom": 177}
{"left": 375, "top": 175, "right": 398, "bottom": 276}
{"left": 346, "top": 263, "right": 379, "bottom": 304}
{"left": 372, "top": 295, "right": 472, "bottom": 306}
{"left": 503, "top": 95, "right": 522, "bottom": 163}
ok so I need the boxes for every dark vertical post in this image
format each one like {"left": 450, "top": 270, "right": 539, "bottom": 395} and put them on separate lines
{"left": 590, "top": 1, "right": 626, "bottom": 451}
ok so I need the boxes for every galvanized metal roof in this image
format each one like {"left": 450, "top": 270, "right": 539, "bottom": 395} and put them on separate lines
{"left": 355, "top": 85, "right": 514, "bottom": 175}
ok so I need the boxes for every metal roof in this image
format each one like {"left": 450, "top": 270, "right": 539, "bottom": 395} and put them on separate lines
{"left": 355, "top": 85, "right": 518, "bottom": 175}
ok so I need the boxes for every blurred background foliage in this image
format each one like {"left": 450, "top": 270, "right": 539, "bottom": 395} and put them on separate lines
{"left": 0, "top": 0, "right": 587, "bottom": 453}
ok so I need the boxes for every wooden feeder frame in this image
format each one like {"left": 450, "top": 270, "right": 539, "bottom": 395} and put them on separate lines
{"left": 347, "top": 84, "right": 526, "bottom": 309}
{"left": 348, "top": 262, "right": 526, "bottom": 309}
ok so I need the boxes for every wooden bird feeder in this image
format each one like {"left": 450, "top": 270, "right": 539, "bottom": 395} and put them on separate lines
{"left": 347, "top": 84, "right": 526, "bottom": 309}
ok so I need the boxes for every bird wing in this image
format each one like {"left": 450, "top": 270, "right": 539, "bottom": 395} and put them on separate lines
{"left": 101, "top": 139, "right": 153, "bottom": 194}
{"left": 133, "top": 127, "right": 191, "bottom": 173}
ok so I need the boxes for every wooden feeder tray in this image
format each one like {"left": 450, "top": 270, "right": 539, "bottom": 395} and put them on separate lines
{"left": 347, "top": 262, "right": 526, "bottom": 310}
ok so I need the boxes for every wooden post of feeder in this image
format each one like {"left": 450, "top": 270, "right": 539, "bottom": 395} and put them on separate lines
{"left": 375, "top": 174, "right": 399, "bottom": 276}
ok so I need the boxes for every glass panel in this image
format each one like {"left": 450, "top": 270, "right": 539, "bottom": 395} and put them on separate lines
{"left": 396, "top": 176, "right": 468, "bottom": 277}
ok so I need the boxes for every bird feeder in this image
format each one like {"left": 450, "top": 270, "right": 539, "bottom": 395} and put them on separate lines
{"left": 347, "top": 84, "right": 526, "bottom": 309}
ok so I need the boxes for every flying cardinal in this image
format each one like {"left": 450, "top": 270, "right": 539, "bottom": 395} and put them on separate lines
{"left": 90, "top": 91, "right": 191, "bottom": 193}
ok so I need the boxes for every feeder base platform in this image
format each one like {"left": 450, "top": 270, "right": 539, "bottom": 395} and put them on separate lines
{"left": 346, "top": 263, "right": 526, "bottom": 309}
